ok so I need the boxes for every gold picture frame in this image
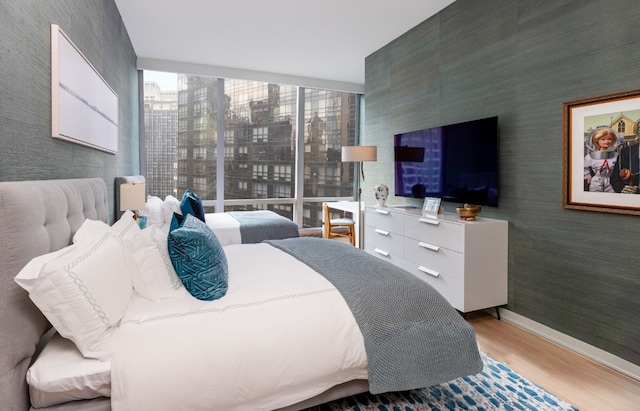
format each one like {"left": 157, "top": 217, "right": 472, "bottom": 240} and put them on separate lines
{"left": 562, "top": 89, "right": 640, "bottom": 215}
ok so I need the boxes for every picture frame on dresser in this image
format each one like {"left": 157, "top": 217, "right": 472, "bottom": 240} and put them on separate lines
{"left": 422, "top": 197, "right": 441, "bottom": 218}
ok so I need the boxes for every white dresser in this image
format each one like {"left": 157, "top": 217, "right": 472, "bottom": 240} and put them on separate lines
{"left": 364, "top": 206, "right": 508, "bottom": 314}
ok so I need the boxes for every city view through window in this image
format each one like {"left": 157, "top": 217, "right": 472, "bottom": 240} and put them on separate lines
{"left": 143, "top": 71, "right": 361, "bottom": 228}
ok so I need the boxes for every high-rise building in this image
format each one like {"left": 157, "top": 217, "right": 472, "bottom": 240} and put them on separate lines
{"left": 144, "top": 81, "right": 178, "bottom": 197}
{"left": 175, "top": 75, "right": 219, "bottom": 201}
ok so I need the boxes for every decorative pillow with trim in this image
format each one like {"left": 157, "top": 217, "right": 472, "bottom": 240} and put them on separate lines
{"left": 144, "top": 195, "right": 165, "bottom": 227}
{"left": 167, "top": 214, "right": 228, "bottom": 301}
{"left": 15, "top": 222, "right": 132, "bottom": 360}
{"left": 127, "top": 225, "right": 187, "bottom": 301}
{"left": 73, "top": 211, "right": 139, "bottom": 246}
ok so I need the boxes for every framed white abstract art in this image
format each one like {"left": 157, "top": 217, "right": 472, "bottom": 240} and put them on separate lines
{"left": 51, "top": 24, "right": 118, "bottom": 154}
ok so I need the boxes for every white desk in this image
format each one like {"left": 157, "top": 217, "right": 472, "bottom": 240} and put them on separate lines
{"left": 323, "top": 201, "right": 362, "bottom": 247}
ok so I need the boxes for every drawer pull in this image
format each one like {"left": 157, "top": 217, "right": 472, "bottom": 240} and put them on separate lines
{"left": 419, "top": 217, "right": 440, "bottom": 225}
{"left": 418, "top": 241, "right": 440, "bottom": 252}
{"left": 418, "top": 266, "right": 440, "bottom": 278}
{"left": 375, "top": 209, "right": 390, "bottom": 215}
{"left": 374, "top": 248, "right": 390, "bottom": 257}
{"left": 374, "top": 228, "right": 390, "bottom": 236}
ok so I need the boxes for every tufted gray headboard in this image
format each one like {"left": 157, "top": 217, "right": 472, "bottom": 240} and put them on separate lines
{"left": 0, "top": 178, "right": 109, "bottom": 411}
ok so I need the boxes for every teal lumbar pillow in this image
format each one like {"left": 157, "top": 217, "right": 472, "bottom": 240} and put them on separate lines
{"left": 167, "top": 214, "right": 228, "bottom": 301}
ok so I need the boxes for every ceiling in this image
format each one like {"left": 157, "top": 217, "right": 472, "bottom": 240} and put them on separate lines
{"left": 114, "top": 0, "right": 455, "bottom": 88}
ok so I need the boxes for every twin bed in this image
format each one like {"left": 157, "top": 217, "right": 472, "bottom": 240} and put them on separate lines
{"left": 115, "top": 175, "right": 300, "bottom": 246}
{"left": 0, "top": 177, "right": 483, "bottom": 411}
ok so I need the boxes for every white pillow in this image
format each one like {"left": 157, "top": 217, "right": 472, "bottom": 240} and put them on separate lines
{"left": 145, "top": 195, "right": 165, "bottom": 227}
{"left": 127, "top": 225, "right": 186, "bottom": 301}
{"left": 27, "top": 333, "right": 111, "bottom": 408}
{"left": 15, "top": 228, "right": 132, "bottom": 360}
{"left": 73, "top": 212, "right": 139, "bottom": 246}
{"left": 162, "top": 195, "right": 182, "bottom": 224}
{"left": 111, "top": 210, "right": 141, "bottom": 244}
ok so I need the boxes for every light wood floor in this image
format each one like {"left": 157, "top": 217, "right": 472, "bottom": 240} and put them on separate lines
{"left": 467, "top": 311, "right": 640, "bottom": 411}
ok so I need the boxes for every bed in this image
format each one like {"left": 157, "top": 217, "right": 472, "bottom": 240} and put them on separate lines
{"left": 1, "top": 177, "right": 483, "bottom": 411}
{"left": 203, "top": 210, "right": 300, "bottom": 245}
{"left": 115, "top": 176, "right": 300, "bottom": 245}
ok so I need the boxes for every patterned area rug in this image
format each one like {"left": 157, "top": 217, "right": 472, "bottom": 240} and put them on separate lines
{"left": 304, "top": 353, "right": 579, "bottom": 411}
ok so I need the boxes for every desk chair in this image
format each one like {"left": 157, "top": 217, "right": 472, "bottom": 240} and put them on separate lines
{"left": 322, "top": 203, "right": 356, "bottom": 246}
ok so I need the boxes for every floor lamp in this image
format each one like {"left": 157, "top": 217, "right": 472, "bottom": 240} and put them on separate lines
{"left": 341, "top": 145, "right": 377, "bottom": 249}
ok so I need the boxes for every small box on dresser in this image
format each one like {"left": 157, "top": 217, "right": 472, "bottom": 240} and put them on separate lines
{"left": 365, "top": 206, "right": 508, "bottom": 314}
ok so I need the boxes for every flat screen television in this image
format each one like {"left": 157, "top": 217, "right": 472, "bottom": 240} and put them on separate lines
{"left": 394, "top": 116, "right": 499, "bottom": 207}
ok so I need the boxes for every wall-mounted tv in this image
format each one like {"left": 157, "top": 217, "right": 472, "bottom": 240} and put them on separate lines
{"left": 394, "top": 116, "right": 499, "bottom": 207}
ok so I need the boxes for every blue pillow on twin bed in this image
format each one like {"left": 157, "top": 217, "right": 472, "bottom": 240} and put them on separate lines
{"left": 180, "top": 189, "right": 205, "bottom": 222}
{"left": 168, "top": 214, "right": 228, "bottom": 301}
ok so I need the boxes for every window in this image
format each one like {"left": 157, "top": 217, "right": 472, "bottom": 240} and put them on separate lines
{"left": 194, "top": 147, "right": 207, "bottom": 160}
{"left": 275, "top": 184, "right": 291, "bottom": 198}
{"left": 252, "top": 127, "right": 268, "bottom": 143}
{"left": 274, "top": 165, "right": 292, "bottom": 181}
{"left": 143, "top": 71, "right": 360, "bottom": 227}
{"left": 618, "top": 120, "right": 626, "bottom": 133}
{"left": 193, "top": 177, "right": 207, "bottom": 191}
{"left": 253, "top": 182, "right": 268, "bottom": 198}
{"left": 252, "top": 164, "right": 268, "bottom": 179}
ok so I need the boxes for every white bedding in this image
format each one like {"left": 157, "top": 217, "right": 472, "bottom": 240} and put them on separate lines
{"left": 27, "top": 333, "right": 111, "bottom": 408}
{"left": 204, "top": 212, "right": 242, "bottom": 246}
{"left": 111, "top": 243, "right": 368, "bottom": 411}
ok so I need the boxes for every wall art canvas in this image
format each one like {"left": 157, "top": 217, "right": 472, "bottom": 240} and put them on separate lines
{"left": 51, "top": 24, "right": 118, "bottom": 154}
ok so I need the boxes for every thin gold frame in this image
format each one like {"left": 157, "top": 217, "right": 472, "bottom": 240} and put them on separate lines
{"left": 562, "top": 88, "right": 640, "bottom": 215}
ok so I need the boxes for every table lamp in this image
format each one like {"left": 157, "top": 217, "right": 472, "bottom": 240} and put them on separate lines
{"left": 119, "top": 183, "right": 146, "bottom": 220}
{"left": 341, "top": 145, "right": 377, "bottom": 248}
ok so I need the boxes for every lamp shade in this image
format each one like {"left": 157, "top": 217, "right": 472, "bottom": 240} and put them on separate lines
{"left": 119, "top": 183, "right": 146, "bottom": 211}
{"left": 341, "top": 146, "right": 377, "bottom": 162}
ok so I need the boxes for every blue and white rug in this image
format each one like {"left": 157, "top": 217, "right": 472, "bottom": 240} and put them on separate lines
{"left": 305, "top": 353, "right": 579, "bottom": 411}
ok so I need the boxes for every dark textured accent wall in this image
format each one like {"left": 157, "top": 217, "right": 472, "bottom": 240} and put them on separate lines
{"left": 0, "top": 0, "right": 138, "bottom": 220}
{"left": 365, "top": 0, "right": 640, "bottom": 366}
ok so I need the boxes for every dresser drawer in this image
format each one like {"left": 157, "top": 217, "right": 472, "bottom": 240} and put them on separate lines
{"left": 397, "top": 258, "right": 464, "bottom": 311}
{"left": 403, "top": 215, "right": 464, "bottom": 252}
{"left": 403, "top": 237, "right": 464, "bottom": 282}
{"left": 365, "top": 207, "right": 403, "bottom": 233}
{"left": 365, "top": 245, "right": 404, "bottom": 265}
{"left": 365, "top": 225, "right": 403, "bottom": 257}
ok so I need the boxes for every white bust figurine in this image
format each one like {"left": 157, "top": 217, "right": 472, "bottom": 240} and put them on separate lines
{"left": 374, "top": 183, "right": 389, "bottom": 207}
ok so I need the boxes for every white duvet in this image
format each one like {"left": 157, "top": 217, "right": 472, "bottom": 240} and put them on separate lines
{"left": 111, "top": 243, "right": 368, "bottom": 411}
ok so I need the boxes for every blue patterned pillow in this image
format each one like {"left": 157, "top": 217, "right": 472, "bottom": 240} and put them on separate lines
{"left": 167, "top": 214, "right": 228, "bottom": 301}
{"left": 180, "top": 189, "right": 205, "bottom": 222}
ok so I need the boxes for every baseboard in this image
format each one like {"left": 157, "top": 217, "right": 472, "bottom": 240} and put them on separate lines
{"left": 494, "top": 308, "right": 640, "bottom": 382}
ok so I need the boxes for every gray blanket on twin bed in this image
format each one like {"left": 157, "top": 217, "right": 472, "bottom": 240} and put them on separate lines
{"left": 265, "top": 237, "right": 483, "bottom": 394}
{"left": 228, "top": 210, "right": 299, "bottom": 243}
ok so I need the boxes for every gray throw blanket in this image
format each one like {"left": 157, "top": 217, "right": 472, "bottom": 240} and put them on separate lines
{"left": 265, "top": 237, "right": 483, "bottom": 394}
{"left": 228, "top": 210, "right": 299, "bottom": 243}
